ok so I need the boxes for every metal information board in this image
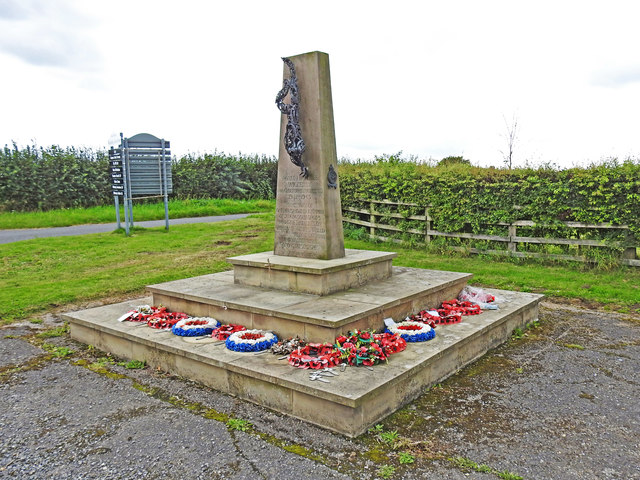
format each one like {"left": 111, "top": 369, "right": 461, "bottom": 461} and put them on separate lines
{"left": 109, "top": 133, "right": 172, "bottom": 235}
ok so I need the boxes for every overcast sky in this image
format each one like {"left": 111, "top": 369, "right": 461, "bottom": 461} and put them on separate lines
{"left": 1, "top": 0, "right": 639, "bottom": 168}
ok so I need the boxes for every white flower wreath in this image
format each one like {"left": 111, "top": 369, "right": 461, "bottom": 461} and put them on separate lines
{"left": 385, "top": 321, "right": 435, "bottom": 342}
{"left": 225, "top": 329, "right": 278, "bottom": 352}
{"left": 171, "top": 317, "right": 220, "bottom": 337}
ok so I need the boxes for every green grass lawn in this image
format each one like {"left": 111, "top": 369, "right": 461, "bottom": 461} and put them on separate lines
{"left": 0, "top": 198, "right": 275, "bottom": 229}
{"left": 1, "top": 213, "right": 639, "bottom": 325}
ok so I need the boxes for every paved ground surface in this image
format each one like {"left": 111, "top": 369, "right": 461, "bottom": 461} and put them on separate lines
{"left": 1, "top": 302, "right": 639, "bottom": 479}
{"left": 0, "top": 214, "right": 252, "bottom": 244}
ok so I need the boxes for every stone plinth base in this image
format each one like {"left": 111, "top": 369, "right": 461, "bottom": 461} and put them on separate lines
{"left": 146, "top": 266, "right": 470, "bottom": 343}
{"left": 64, "top": 288, "right": 542, "bottom": 437}
{"left": 227, "top": 249, "right": 396, "bottom": 296}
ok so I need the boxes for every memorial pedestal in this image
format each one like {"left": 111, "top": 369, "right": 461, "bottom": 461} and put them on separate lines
{"left": 65, "top": 286, "right": 542, "bottom": 437}
{"left": 63, "top": 50, "right": 544, "bottom": 436}
{"left": 146, "top": 259, "right": 471, "bottom": 343}
{"left": 228, "top": 249, "right": 396, "bottom": 296}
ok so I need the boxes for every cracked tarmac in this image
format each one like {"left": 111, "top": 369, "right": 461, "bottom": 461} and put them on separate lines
{"left": 1, "top": 302, "right": 639, "bottom": 479}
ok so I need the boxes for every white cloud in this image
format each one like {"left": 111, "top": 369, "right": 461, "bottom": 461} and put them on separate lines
{"left": 0, "top": 0, "right": 101, "bottom": 71}
{"left": 592, "top": 64, "right": 640, "bottom": 88}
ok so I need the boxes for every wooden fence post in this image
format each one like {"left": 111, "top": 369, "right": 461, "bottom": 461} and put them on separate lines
{"left": 369, "top": 201, "right": 376, "bottom": 238}
{"left": 508, "top": 224, "right": 517, "bottom": 253}
{"left": 623, "top": 230, "right": 637, "bottom": 260}
{"left": 425, "top": 206, "right": 432, "bottom": 244}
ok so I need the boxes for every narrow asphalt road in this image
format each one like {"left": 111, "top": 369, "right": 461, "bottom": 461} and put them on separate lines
{"left": 0, "top": 214, "right": 252, "bottom": 244}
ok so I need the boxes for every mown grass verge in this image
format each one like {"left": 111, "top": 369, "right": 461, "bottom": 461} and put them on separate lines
{"left": 1, "top": 213, "right": 638, "bottom": 325}
{"left": 1, "top": 213, "right": 274, "bottom": 324}
{"left": 0, "top": 198, "right": 275, "bottom": 229}
{"left": 345, "top": 238, "right": 640, "bottom": 311}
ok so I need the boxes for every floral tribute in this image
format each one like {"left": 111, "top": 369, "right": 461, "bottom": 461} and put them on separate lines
{"left": 116, "top": 305, "right": 189, "bottom": 329}
{"left": 438, "top": 299, "right": 482, "bottom": 316}
{"left": 146, "top": 310, "right": 189, "bottom": 329}
{"left": 225, "top": 329, "right": 279, "bottom": 352}
{"left": 385, "top": 321, "right": 435, "bottom": 342}
{"left": 271, "top": 337, "right": 307, "bottom": 356}
{"left": 407, "top": 297, "right": 491, "bottom": 327}
{"left": 288, "top": 343, "right": 341, "bottom": 369}
{"left": 211, "top": 324, "right": 246, "bottom": 341}
{"left": 373, "top": 332, "right": 407, "bottom": 354}
{"left": 171, "top": 317, "right": 220, "bottom": 337}
{"left": 117, "top": 305, "right": 160, "bottom": 322}
{"left": 409, "top": 309, "right": 461, "bottom": 326}
{"left": 335, "top": 330, "right": 388, "bottom": 367}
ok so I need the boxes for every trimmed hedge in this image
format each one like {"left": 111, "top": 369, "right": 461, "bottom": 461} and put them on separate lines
{"left": 172, "top": 152, "right": 277, "bottom": 200}
{"left": 338, "top": 159, "right": 640, "bottom": 239}
{"left": 0, "top": 144, "right": 111, "bottom": 211}
{"left": 0, "top": 145, "right": 277, "bottom": 211}
{"left": 2, "top": 144, "right": 638, "bottom": 245}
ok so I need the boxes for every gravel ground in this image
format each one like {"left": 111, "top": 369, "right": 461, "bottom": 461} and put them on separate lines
{"left": 1, "top": 303, "right": 639, "bottom": 479}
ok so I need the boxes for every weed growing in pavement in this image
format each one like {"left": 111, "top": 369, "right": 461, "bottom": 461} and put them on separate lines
{"left": 376, "top": 464, "right": 395, "bottom": 479}
{"left": 41, "top": 343, "right": 74, "bottom": 358}
{"left": 379, "top": 430, "right": 400, "bottom": 448}
{"left": 226, "top": 418, "right": 251, "bottom": 432}
{"left": 449, "top": 456, "right": 523, "bottom": 479}
{"left": 36, "top": 324, "right": 69, "bottom": 338}
{"left": 118, "top": 359, "right": 146, "bottom": 369}
{"left": 398, "top": 452, "right": 415, "bottom": 464}
{"left": 368, "top": 424, "right": 384, "bottom": 434}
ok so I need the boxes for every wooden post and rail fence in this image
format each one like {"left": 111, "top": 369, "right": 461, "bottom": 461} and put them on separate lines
{"left": 342, "top": 199, "right": 639, "bottom": 267}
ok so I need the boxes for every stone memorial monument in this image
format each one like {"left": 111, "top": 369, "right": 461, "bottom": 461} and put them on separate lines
{"left": 65, "top": 51, "right": 542, "bottom": 437}
{"left": 227, "top": 51, "right": 397, "bottom": 297}
{"left": 273, "top": 52, "right": 345, "bottom": 260}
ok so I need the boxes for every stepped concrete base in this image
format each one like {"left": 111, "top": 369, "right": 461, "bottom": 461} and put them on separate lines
{"left": 64, "top": 288, "right": 542, "bottom": 437}
{"left": 228, "top": 249, "right": 396, "bottom": 295}
{"left": 146, "top": 266, "right": 471, "bottom": 343}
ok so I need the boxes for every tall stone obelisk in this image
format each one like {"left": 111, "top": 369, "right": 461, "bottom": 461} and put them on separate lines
{"left": 274, "top": 51, "right": 345, "bottom": 260}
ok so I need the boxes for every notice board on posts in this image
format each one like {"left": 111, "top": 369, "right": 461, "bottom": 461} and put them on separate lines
{"left": 109, "top": 133, "right": 172, "bottom": 235}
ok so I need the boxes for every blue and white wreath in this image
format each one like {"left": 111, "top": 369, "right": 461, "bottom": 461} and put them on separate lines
{"left": 385, "top": 321, "right": 435, "bottom": 342}
{"left": 171, "top": 317, "right": 220, "bottom": 337}
{"left": 225, "top": 329, "right": 279, "bottom": 352}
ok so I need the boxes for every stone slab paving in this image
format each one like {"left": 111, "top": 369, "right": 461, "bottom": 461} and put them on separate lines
{"left": 2, "top": 303, "right": 639, "bottom": 479}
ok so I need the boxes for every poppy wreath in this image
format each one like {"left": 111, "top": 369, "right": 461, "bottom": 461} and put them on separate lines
{"left": 171, "top": 317, "right": 220, "bottom": 337}
{"left": 146, "top": 310, "right": 189, "bottom": 329}
{"left": 288, "top": 343, "right": 341, "bottom": 369}
{"left": 409, "top": 310, "right": 462, "bottom": 326}
{"left": 335, "top": 330, "right": 387, "bottom": 367}
{"left": 439, "top": 299, "right": 482, "bottom": 316}
{"left": 118, "top": 305, "right": 161, "bottom": 322}
{"left": 226, "top": 329, "right": 279, "bottom": 352}
{"left": 385, "top": 321, "right": 436, "bottom": 342}
{"left": 373, "top": 332, "right": 407, "bottom": 355}
{"left": 211, "top": 324, "right": 246, "bottom": 340}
